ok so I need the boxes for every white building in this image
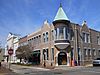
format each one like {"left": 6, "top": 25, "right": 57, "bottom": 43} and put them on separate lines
{"left": 5, "top": 32, "right": 20, "bottom": 63}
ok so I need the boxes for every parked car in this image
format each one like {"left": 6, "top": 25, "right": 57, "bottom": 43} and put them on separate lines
{"left": 93, "top": 58, "right": 100, "bottom": 66}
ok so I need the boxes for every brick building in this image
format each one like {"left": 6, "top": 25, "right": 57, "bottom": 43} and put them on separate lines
{"left": 27, "top": 4, "right": 100, "bottom": 67}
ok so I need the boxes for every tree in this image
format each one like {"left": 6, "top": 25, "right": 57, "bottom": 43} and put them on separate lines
{"left": 16, "top": 45, "right": 32, "bottom": 62}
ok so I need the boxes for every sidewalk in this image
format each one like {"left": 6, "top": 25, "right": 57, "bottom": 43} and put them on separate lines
{"left": 54, "top": 64, "right": 93, "bottom": 71}
{"left": 12, "top": 64, "right": 50, "bottom": 70}
{"left": 55, "top": 65, "right": 85, "bottom": 70}
{"left": 0, "top": 66, "right": 13, "bottom": 75}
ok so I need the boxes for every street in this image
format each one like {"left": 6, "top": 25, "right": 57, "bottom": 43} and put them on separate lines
{"left": 3, "top": 64, "right": 100, "bottom": 75}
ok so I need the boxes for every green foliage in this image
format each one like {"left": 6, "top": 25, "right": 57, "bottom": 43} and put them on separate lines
{"left": 16, "top": 45, "right": 32, "bottom": 60}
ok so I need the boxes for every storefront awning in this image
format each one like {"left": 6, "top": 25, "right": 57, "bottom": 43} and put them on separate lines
{"left": 32, "top": 50, "right": 40, "bottom": 55}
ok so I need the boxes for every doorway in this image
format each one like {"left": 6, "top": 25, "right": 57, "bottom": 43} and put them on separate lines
{"left": 58, "top": 52, "right": 67, "bottom": 65}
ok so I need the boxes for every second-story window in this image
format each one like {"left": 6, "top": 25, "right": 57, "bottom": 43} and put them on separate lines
{"left": 36, "top": 36, "right": 38, "bottom": 44}
{"left": 86, "top": 34, "right": 90, "bottom": 43}
{"left": 43, "top": 33, "right": 45, "bottom": 42}
{"left": 46, "top": 32, "right": 48, "bottom": 42}
{"left": 66, "top": 27, "right": 68, "bottom": 39}
{"left": 51, "top": 30, "right": 54, "bottom": 40}
{"left": 55, "top": 29, "right": 57, "bottom": 40}
{"left": 83, "top": 33, "right": 85, "bottom": 42}
{"left": 82, "top": 32, "right": 90, "bottom": 43}
{"left": 70, "top": 29, "right": 73, "bottom": 40}
{"left": 59, "top": 27, "right": 64, "bottom": 39}
{"left": 97, "top": 36, "right": 100, "bottom": 45}
{"left": 39, "top": 35, "right": 41, "bottom": 43}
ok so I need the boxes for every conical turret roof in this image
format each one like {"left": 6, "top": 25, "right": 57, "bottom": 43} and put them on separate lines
{"left": 54, "top": 4, "right": 69, "bottom": 21}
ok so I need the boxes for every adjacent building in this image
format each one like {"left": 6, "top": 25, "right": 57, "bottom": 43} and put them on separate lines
{"left": 19, "top": 36, "right": 28, "bottom": 46}
{"left": 5, "top": 32, "right": 20, "bottom": 63}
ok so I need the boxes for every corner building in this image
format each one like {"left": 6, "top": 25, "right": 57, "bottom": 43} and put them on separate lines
{"left": 27, "top": 5, "right": 100, "bottom": 67}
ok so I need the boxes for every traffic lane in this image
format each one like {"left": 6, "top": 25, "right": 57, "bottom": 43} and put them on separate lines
{"left": 4, "top": 67, "right": 100, "bottom": 75}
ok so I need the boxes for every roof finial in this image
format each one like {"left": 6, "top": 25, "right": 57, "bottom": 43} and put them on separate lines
{"left": 83, "top": 20, "right": 87, "bottom": 24}
{"left": 82, "top": 20, "right": 87, "bottom": 26}
{"left": 60, "top": 2, "right": 62, "bottom": 7}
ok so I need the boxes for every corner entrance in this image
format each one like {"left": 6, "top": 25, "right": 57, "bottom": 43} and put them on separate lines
{"left": 58, "top": 52, "right": 67, "bottom": 65}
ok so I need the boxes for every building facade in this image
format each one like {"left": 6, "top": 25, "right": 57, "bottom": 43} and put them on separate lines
{"left": 5, "top": 33, "right": 20, "bottom": 63}
{"left": 27, "top": 5, "right": 100, "bottom": 67}
{"left": 19, "top": 36, "right": 28, "bottom": 46}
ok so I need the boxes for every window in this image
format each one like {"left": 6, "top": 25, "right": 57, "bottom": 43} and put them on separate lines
{"left": 82, "top": 33, "right": 90, "bottom": 43}
{"left": 88, "top": 49, "right": 91, "bottom": 56}
{"left": 70, "top": 29, "right": 73, "bottom": 40}
{"left": 97, "top": 36, "right": 100, "bottom": 45}
{"left": 46, "top": 32, "right": 48, "bottom": 42}
{"left": 36, "top": 36, "right": 38, "bottom": 44}
{"left": 51, "top": 30, "right": 54, "bottom": 40}
{"left": 46, "top": 49, "right": 49, "bottom": 60}
{"left": 59, "top": 28, "right": 64, "bottom": 39}
{"left": 83, "top": 33, "right": 85, "bottom": 42}
{"left": 43, "top": 49, "right": 49, "bottom": 60}
{"left": 39, "top": 35, "right": 41, "bottom": 43}
{"left": 84, "top": 49, "right": 88, "bottom": 56}
{"left": 57, "top": 28, "right": 59, "bottom": 39}
{"left": 84, "top": 49, "right": 87, "bottom": 60}
{"left": 55, "top": 29, "right": 57, "bottom": 39}
{"left": 32, "top": 38, "right": 33, "bottom": 40}
{"left": 67, "top": 28, "right": 71, "bottom": 40}
{"left": 78, "top": 48, "right": 81, "bottom": 56}
{"left": 87, "top": 34, "right": 90, "bottom": 43}
{"left": 93, "top": 49, "right": 96, "bottom": 56}
{"left": 51, "top": 48, "right": 54, "bottom": 60}
{"left": 43, "top": 33, "right": 45, "bottom": 42}
{"left": 98, "top": 50, "right": 100, "bottom": 56}
{"left": 43, "top": 49, "right": 46, "bottom": 60}
{"left": 66, "top": 27, "right": 68, "bottom": 39}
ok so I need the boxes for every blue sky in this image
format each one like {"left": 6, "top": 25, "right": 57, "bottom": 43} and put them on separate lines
{"left": 0, "top": 0, "right": 100, "bottom": 47}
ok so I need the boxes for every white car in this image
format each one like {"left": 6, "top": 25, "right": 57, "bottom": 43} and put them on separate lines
{"left": 93, "top": 58, "right": 100, "bottom": 66}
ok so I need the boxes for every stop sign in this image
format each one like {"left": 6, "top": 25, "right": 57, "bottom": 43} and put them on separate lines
{"left": 8, "top": 48, "right": 13, "bottom": 55}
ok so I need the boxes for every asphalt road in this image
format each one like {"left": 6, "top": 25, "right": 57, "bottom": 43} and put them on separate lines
{"left": 4, "top": 65, "right": 100, "bottom": 75}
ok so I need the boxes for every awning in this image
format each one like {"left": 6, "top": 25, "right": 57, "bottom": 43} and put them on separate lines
{"left": 32, "top": 50, "right": 40, "bottom": 55}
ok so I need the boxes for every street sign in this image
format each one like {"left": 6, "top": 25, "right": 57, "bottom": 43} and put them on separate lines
{"left": 8, "top": 48, "right": 13, "bottom": 55}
